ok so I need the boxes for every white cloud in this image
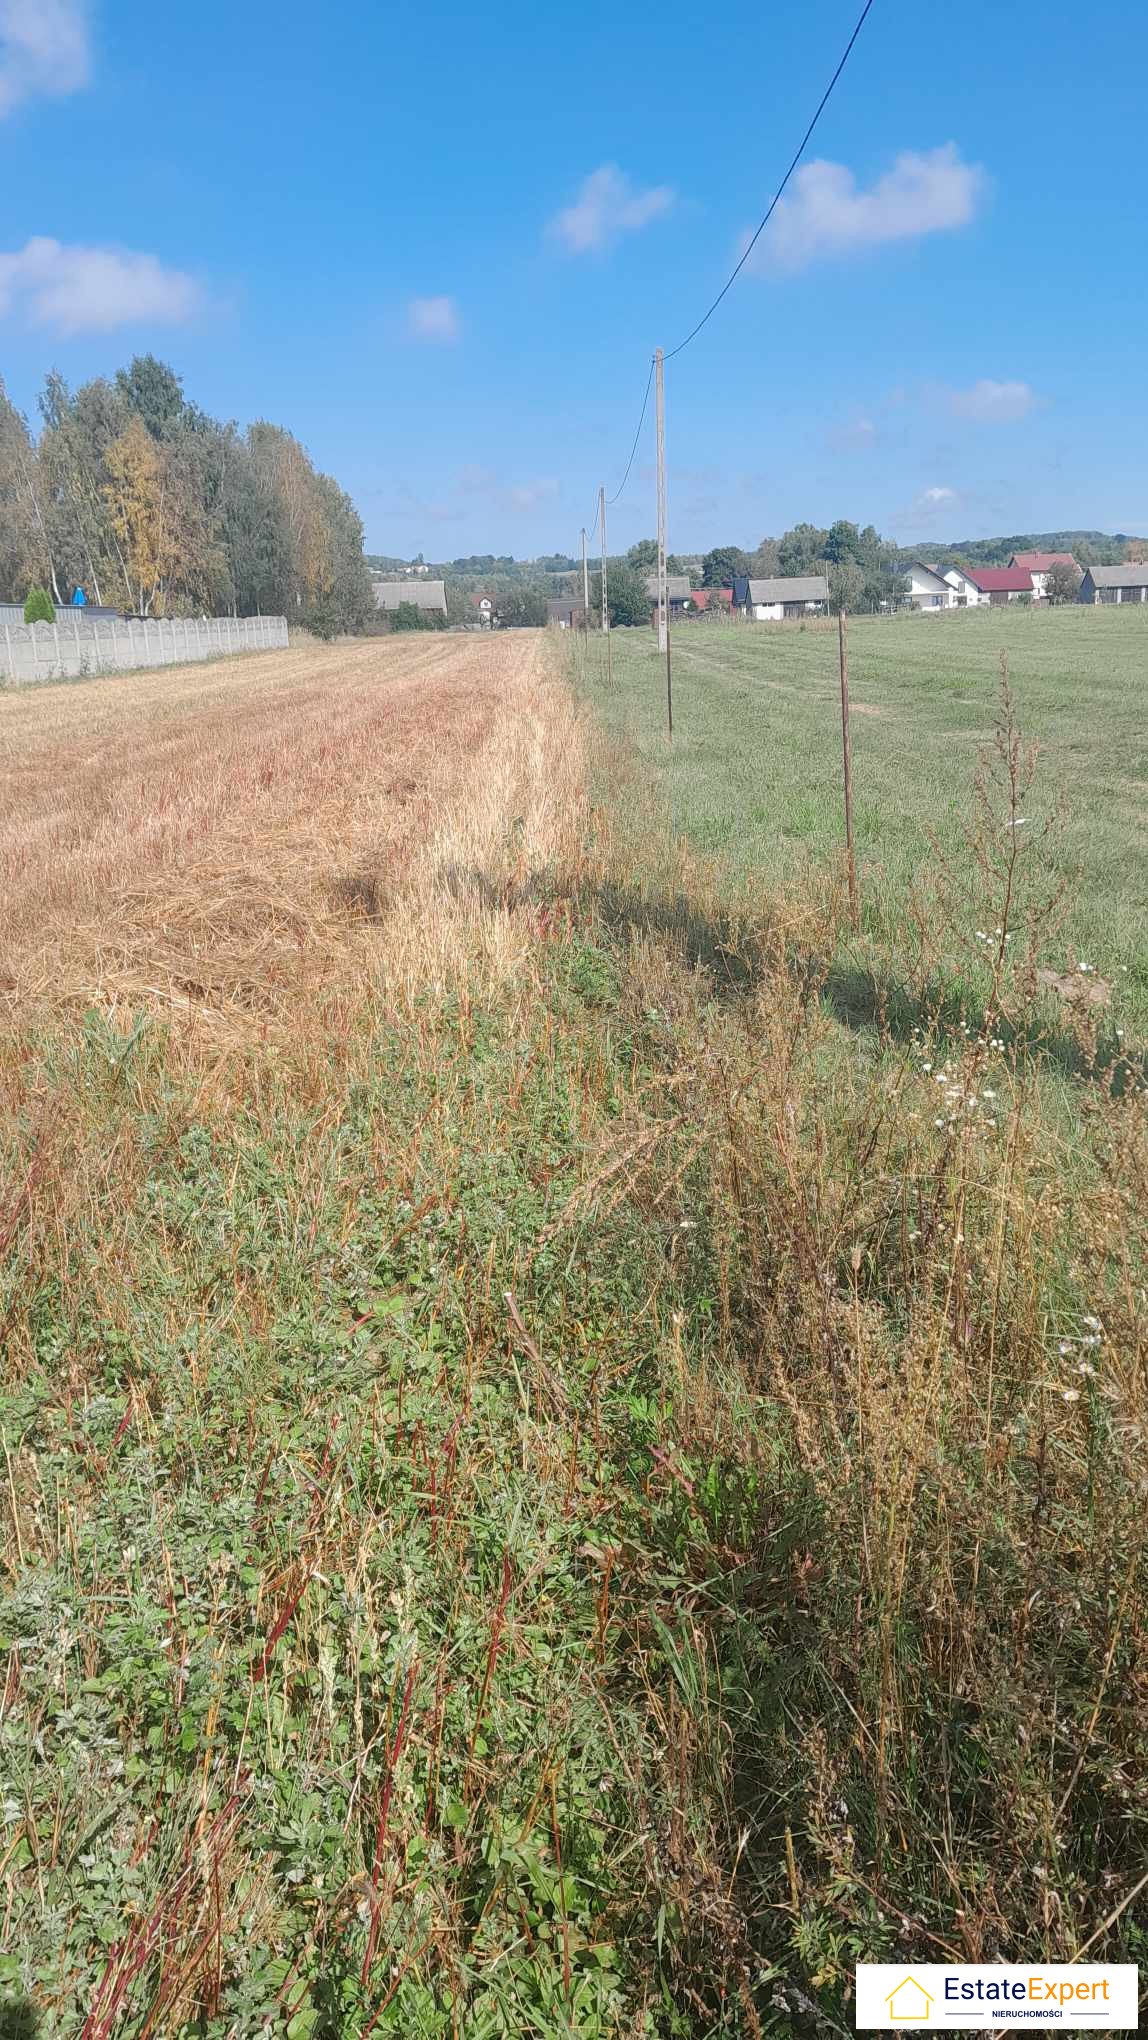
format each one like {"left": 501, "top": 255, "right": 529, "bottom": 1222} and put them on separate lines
{"left": 457, "top": 466, "right": 558, "bottom": 513}
{"left": 506, "top": 478, "right": 558, "bottom": 511}
{"left": 546, "top": 164, "right": 674, "bottom": 253}
{"left": 889, "top": 483, "right": 962, "bottom": 534}
{"left": 0, "top": 237, "right": 199, "bottom": 333}
{"left": 749, "top": 144, "right": 984, "bottom": 272}
{"left": 407, "top": 294, "right": 460, "bottom": 342}
{"left": 0, "top": 0, "right": 89, "bottom": 116}
{"left": 947, "top": 378, "right": 1037, "bottom": 422}
{"left": 830, "top": 415, "right": 878, "bottom": 452}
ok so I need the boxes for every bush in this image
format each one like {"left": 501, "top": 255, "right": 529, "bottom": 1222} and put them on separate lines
{"left": 494, "top": 588, "right": 547, "bottom": 629}
{"left": 603, "top": 563, "right": 650, "bottom": 629}
{"left": 23, "top": 587, "right": 54, "bottom": 625}
{"left": 1044, "top": 559, "right": 1083, "bottom": 605}
{"left": 391, "top": 602, "right": 445, "bottom": 632}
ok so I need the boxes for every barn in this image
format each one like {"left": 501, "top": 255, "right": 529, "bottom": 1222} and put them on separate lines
{"left": 1078, "top": 564, "right": 1148, "bottom": 605}
{"left": 372, "top": 579, "right": 448, "bottom": 616}
{"left": 733, "top": 574, "right": 828, "bottom": 620}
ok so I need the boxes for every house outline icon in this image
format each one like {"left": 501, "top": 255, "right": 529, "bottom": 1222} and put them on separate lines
{"left": 885, "top": 1977, "right": 935, "bottom": 2022}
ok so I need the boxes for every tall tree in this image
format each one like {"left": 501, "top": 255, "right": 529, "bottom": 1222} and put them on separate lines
{"left": 103, "top": 416, "right": 185, "bottom": 614}
{"left": 0, "top": 381, "right": 52, "bottom": 600}
{"left": 777, "top": 523, "right": 829, "bottom": 575}
{"left": 627, "top": 539, "right": 658, "bottom": 572}
{"left": 702, "top": 545, "right": 749, "bottom": 587}
{"left": 748, "top": 536, "right": 780, "bottom": 578}
{"left": 115, "top": 355, "right": 188, "bottom": 440}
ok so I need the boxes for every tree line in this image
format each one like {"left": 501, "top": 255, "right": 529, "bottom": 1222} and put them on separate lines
{"left": 697, "top": 523, "right": 909, "bottom": 611}
{"left": 0, "top": 355, "right": 373, "bottom": 633}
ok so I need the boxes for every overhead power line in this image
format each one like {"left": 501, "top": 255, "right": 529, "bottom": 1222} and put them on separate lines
{"left": 664, "top": 0, "right": 877, "bottom": 360}
{"left": 607, "top": 356, "right": 655, "bottom": 505}
{"left": 583, "top": 0, "right": 877, "bottom": 575}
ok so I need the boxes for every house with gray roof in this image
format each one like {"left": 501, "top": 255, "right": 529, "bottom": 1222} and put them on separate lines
{"left": 644, "top": 573, "right": 693, "bottom": 614}
{"left": 734, "top": 574, "right": 829, "bottom": 620}
{"left": 1078, "top": 563, "right": 1148, "bottom": 605}
{"left": 372, "top": 578, "right": 448, "bottom": 615}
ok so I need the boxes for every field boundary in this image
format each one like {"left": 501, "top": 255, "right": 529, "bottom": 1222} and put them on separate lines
{"left": 0, "top": 611, "right": 288, "bottom": 684}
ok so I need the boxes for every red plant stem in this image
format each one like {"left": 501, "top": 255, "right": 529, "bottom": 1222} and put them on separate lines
{"left": 109, "top": 1400, "right": 134, "bottom": 1452}
{"left": 360, "top": 1659, "right": 419, "bottom": 1986}
{"left": 251, "top": 1565, "right": 314, "bottom": 1683}
{"left": 82, "top": 1792, "right": 244, "bottom": 2040}
{"left": 466, "top": 1552, "right": 513, "bottom": 1779}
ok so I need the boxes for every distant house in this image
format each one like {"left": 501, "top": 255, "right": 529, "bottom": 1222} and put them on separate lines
{"left": 964, "top": 565, "right": 1034, "bottom": 605}
{"left": 686, "top": 587, "right": 733, "bottom": 613}
{"left": 1078, "top": 563, "right": 1148, "bottom": 605}
{"left": 373, "top": 579, "right": 448, "bottom": 615}
{"left": 733, "top": 574, "right": 828, "bottom": 620}
{"left": 1009, "top": 550, "right": 1079, "bottom": 600}
{"left": 644, "top": 573, "right": 693, "bottom": 615}
{"left": 905, "top": 563, "right": 956, "bottom": 610}
{"left": 547, "top": 596, "right": 587, "bottom": 629}
{"left": 470, "top": 593, "right": 495, "bottom": 626}
{"left": 942, "top": 564, "right": 989, "bottom": 607}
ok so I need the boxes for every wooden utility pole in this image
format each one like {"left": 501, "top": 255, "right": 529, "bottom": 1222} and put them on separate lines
{"left": 838, "top": 608, "right": 860, "bottom": 931}
{"left": 655, "top": 347, "right": 672, "bottom": 738}
{"left": 599, "top": 486, "right": 612, "bottom": 686}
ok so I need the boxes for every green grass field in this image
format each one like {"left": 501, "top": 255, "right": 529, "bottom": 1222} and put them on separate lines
{"left": 579, "top": 605, "right": 1147, "bottom": 1030}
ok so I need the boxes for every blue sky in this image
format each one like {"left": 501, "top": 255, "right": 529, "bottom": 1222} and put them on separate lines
{"left": 1, "top": 0, "right": 1145, "bottom": 558}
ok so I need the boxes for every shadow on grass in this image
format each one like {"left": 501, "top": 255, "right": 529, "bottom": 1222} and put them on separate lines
{"left": 0, "top": 2000, "right": 40, "bottom": 2040}
{"left": 438, "top": 862, "right": 767, "bottom": 1001}
{"left": 439, "top": 862, "right": 1142, "bottom": 1092}
{"left": 824, "top": 959, "right": 1144, "bottom": 1095}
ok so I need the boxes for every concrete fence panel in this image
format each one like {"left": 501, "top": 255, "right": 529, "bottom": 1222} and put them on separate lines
{"left": 0, "top": 614, "right": 288, "bottom": 685}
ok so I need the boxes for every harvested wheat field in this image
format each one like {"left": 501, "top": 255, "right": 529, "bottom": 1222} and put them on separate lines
{"left": 2, "top": 631, "right": 1146, "bottom": 2037}
{"left": 0, "top": 631, "right": 579, "bottom": 1027}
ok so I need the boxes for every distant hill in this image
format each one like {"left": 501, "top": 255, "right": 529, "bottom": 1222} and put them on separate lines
{"left": 895, "top": 530, "right": 1132, "bottom": 569}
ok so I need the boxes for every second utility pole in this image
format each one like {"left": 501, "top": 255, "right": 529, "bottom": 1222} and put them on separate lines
{"left": 599, "top": 486, "right": 612, "bottom": 687}
{"left": 655, "top": 347, "right": 672, "bottom": 739}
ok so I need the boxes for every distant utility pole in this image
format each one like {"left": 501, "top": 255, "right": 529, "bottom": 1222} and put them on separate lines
{"left": 581, "top": 527, "right": 590, "bottom": 624}
{"left": 838, "top": 608, "right": 860, "bottom": 932}
{"left": 599, "top": 486, "right": 612, "bottom": 686}
{"left": 655, "top": 347, "right": 672, "bottom": 739}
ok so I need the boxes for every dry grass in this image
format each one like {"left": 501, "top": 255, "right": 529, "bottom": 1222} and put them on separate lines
{"left": 0, "top": 632, "right": 581, "bottom": 1028}
{"left": 1, "top": 632, "right": 1146, "bottom": 2035}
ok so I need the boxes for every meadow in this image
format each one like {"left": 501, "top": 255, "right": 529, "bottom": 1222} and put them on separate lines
{"left": 0, "top": 619, "right": 1145, "bottom": 2036}
{"left": 579, "top": 604, "right": 1148, "bottom": 1031}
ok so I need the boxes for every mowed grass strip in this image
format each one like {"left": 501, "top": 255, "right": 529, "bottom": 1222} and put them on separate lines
{"left": 579, "top": 605, "right": 1148, "bottom": 1027}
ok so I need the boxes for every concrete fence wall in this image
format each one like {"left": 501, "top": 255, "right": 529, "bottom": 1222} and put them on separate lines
{"left": 0, "top": 612, "right": 288, "bottom": 685}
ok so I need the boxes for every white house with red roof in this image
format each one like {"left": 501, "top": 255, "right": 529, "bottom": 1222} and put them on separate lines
{"left": 941, "top": 563, "right": 1035, "bottom": 605}
{"left": 906, "top": 562, "right": 957, "bottom": 609}
{"left": 1009, "top": 550, "right": 1079, "bottom": 600}
{"left": 942, "top": 564, "right": 989, "bottom": 606}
